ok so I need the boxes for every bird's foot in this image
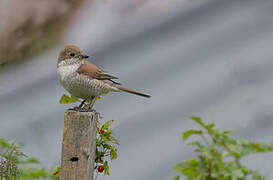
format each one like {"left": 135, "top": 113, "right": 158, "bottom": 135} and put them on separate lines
{"left": 83, "top": 108, "right": 95, "bottom": 112}
{"left": 68, "top": 106, "right": 95, "bottom": 112}
{"left": 68, "top": 106, "right": 85, "bottom": 112}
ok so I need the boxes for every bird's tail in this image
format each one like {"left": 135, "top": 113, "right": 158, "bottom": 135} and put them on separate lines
{"left": 118, "top": 86, "right": 151, "bottom": 98}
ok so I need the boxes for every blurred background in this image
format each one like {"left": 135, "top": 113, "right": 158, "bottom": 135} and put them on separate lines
{"left": 1, "top": 0, "right": 273, "bottom": 179}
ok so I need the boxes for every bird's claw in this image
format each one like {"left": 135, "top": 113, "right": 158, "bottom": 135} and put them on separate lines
{"left": 68, "top": 106, "right": 85, "bottom": 112}
{"left": 68, "top": 106, "right": 94, "bottom": 112}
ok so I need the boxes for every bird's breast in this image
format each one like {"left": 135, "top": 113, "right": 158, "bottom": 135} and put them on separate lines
{"left": 57, "top": 64, "right": 115, "bottom": 99}
{"left": 57, "top": 64, "right": 79, "bottom": 83}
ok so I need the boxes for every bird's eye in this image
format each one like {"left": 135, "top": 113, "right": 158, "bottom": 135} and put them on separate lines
{"left": 70, "top": 53, "right": 75, "bottom": 57}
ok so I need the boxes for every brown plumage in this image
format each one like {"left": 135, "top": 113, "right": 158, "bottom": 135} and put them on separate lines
{"left": 77, "top": 61, "right": 118, "bottom": 80}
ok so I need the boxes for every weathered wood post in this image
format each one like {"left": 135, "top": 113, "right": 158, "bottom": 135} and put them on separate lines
{"left": 60, "top": 110, "right": 98, "bottom": 180}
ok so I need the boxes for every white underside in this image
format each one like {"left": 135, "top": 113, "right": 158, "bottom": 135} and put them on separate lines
{"left": 57, "top": 64, "right": 119, "bottom": 99}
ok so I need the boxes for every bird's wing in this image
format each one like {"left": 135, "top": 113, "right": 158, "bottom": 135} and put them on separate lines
{"left": 77, "top": 61, "right": 119, "bottom": 80}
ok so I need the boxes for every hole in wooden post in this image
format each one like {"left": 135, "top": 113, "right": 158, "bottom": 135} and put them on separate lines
{"left": 70, "top": 157, "right": 79, "bottom": 162}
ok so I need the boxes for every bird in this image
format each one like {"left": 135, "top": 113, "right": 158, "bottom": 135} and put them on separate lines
{"left": 57, "top": 45, "right": 151, "bottom": 111}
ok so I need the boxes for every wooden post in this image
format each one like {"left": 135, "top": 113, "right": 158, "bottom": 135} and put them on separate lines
{"left": 60, "top": 110, "right": 98, "bottom": 180}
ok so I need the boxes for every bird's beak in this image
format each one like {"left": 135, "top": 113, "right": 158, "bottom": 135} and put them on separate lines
{"left": 82, "top": 54, "right": 89, "bottom": 59}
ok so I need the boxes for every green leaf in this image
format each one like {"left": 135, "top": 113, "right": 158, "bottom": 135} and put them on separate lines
{"left": 70, "top": 95, "right": 79, "bottom": 103}
{"left": 104, "top": 161, "right": 110, "bottom": 175}
{"left": 0, "top": 138, "right": 10, "bottom": 148}
{"left": 59, "top": 94, "right": 71, "bottom": 104}
{"left": 20, "top": 168, "right": 49, "bottom": 178}
{"left": 110, "top": 146, "right": 118, "bottom": 160}
{"left": 93, "top": 96, "right": 102, "bottom": 103}
{"left": 52, "top": 166, "right": 61, "bottom": 178}
{"left": 182, "top": 129, "right": 202, "bottom": 141}
{"left": 108, "top": 135, "right": 120, "bottom": 145}
{"left": 207, "top": 123, "right": 215, "bottom": 130}
{"left": 188, "top": 141, "right": 204, "bottom": 149}
{"left": 102, "top": 120, "right": 114, "bottom": 130}
{"left": 173, "top": 159, "right": 199, "bottom": 173}
{"left": 232, "top": 169, "right": 244, "bottom": 179}
{"left": 18, "top": 157, "right": 39, "bottom": 164}
{"left": 223, "top": 130, "right": 231, "bottom": 135}
{"left": 59, "top": 94, "right": 79, "bottom": 104}
{"left": 189, "top": 116, "right": 206, "bottom": 128}
{"left": 168, "top": 176, "right": 180, "bottom": 180}
{"left": 102, "top": 143, "right": 111, "bottom": 149}
{"left": 173, "top": 159, "right": 200, "bottom": 178}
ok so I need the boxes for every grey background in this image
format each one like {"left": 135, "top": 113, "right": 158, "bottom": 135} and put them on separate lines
{"left": 1, "top": 0, "right": 273, "bottom": 179}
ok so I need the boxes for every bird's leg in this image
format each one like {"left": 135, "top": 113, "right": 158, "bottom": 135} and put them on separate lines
{"left": 86, "top": 96, "right": 96, "bottom": 112}
{"left": 75, "top": 99, "right": 87, "bottom": 112}
{"left": 68, "top": 99, "right": 86, "bottom": 111}
{"left": 79, "top": 100, "right": 86, "bottom": 108}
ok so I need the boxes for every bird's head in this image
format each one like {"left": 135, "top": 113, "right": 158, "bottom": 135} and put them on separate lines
{"left": 58, "top": 45, "right": 89, "bottom": 67}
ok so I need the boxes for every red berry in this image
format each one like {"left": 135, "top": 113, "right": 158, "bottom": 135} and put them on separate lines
{"left": 100, "top": 129, "right": 104, "bottom": 134}
{"left": 97, "top": 166, "right": 104, "bottom": 173}
{"left": 53, "top": 171, "right": 59, "bottom": 176}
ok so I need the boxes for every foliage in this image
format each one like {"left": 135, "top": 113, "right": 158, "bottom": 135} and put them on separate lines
{"left": 169, "top": 116, "right": 273, "bottom": 180}
{"left": 0, "top": 138, "right": 58, "bottom": 180}
{"left": 0, "top": 138, "right": 21, "bottom": 179}
{"left": 52, "top": 167, "right": 60, "bottom": 179}
{"left": 95, "top": 120, "right": 119, "bottom": 175}
{"left": 59, "top": 93, "right": 102, "bottom": 109}
{"left": 59, "top": 94, "right": 79, "bottom": 104}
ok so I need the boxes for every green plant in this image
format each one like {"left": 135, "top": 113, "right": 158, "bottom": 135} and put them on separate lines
{"left": 59, "top": 94, "right": 102, "bottom": 110}
{"left": 0, "top": 138, "right": 58, "bottom": 180}
{"left": 59, "top": 94, "right": 79, "bottom": 104}
{"left": 0, "top": 138, "right": 21, "bottom": 179}
{"left": 170, "top": 116, "right": 273, "bottom": 180}
{"left": 95, "top": 120, "right": 119, "bottom": 175}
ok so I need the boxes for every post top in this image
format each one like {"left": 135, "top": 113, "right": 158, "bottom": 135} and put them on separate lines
{"left": 65, "top": 109, "right": 98, "bottom": 115}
